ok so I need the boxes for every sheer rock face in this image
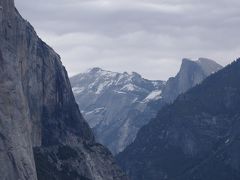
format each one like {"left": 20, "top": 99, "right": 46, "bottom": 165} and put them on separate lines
{"left": 162, "top": 58, "right": 222, "bottom": 103}
{"left": 117, "top": 59, "right": 240, "bottom": 180}
{"left": 0, "top": 1, "right": 127, "bottom": 180}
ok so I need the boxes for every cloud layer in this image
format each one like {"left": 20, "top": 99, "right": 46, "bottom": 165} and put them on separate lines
{"left": 15, "top": 0, "right": 240, "bottom": 80}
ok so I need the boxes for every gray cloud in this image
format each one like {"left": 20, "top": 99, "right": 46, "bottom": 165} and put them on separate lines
{"left": 15, "top": 0, "right": 240, "bottom": 80}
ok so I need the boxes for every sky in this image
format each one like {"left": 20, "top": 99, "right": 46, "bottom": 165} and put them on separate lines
{"left": 15, "top": 0, "right": 240, "bottom": 80}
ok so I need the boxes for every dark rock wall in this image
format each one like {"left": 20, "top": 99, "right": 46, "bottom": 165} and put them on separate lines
{"left": 0, "top": 1, "right": 127, "bottom": 179}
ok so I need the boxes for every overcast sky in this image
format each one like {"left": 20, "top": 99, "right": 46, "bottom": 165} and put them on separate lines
{"left": 15, "top": 0, "right": 240, "bottom": 80}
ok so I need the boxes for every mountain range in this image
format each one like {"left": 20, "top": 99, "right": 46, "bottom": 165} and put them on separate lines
{"left": 71, "top": 58, "right": 222, "bottom": 154}
{"left": 71, "top": 68, "right": 165, "bottom": 154}
{"left": 1, "top": 1, "right": 236, "bottom": 180}
{"left": 117, "top": 59, "right": 240, "bottom": 180}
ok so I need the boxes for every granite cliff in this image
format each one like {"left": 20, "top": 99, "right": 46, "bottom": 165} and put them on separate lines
{"left": 0, "top": 0, "right": 127, "bottom": 179}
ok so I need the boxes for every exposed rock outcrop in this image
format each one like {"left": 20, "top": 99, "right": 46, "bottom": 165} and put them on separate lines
{"left": 162, "top": 58, "right": 222, "bottom": 103}
{"left": 0, "top": 0, "right": 127, "bottom": 179}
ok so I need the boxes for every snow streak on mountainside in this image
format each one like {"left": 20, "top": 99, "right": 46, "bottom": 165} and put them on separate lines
{"left": 71, "top": 58, "right": 222, "bottom": 155}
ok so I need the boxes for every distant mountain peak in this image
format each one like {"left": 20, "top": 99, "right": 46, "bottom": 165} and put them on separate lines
{"left": 86, "top": 67, "right": 142, "bottom": 77}
{"left": 88, "top": 67, "right": 103, "bottom": 73}
{"left": 181, "top": 57, "right": 221, "bottom": 67}
{"left": 180, "top": 57, "right": 222, "bottom": 75}
{"left": 130, "top": 71, "right": 141, "bottom": 76}
{"left": 77, "top": 67, "right": 147, "bottom": 84}
{"left": 161, "top": 57, "right": 222, "bottom": 103}
{"left": 180, "top": 58, "right": 197, "bottom": 68}
{"left": 70, "top": 69, "right": 166, "bottom": 154}
{"left": 182, "top": 58, "right": 194, "bottom": 62}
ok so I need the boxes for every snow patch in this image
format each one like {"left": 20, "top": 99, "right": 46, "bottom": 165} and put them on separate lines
{"left": 152, "top": 81, "right": 160, "bottom": 87}
{"left": 143, "top": 90, "right": 162, "bottom": 102}
{"left": 121, "top": 84, "right": 137, "bottom": 92}
{"left": 225, "top": 139, "right": 230, "bottom": 144}
{"left": 72, "top": 87, "right": 85, "bottom": 94}
{"left": 95, "top": 81, "right": 113, "bottom": 94}
{"left": 114, "top": 90, "right": 127, "bottom": 94}
{"left": 132, "top": 98, "right": 138, "bottom": 103}
{"left": 85, "top": 107, "right": 105, "bottom": 115}
{"left": 96, "top": 82, "right": 107, "bottom": 94}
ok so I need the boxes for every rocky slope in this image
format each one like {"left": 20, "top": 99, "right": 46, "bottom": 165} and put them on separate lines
{"left": 71, "top": 59, "right": 221, "bottom": 155}
{"left": 117, "top": 59, "right": 240, "bottom": 180}
{"left": 0, "top": 0, "right": 127, "bottom": 179}
{"left": 71, "top": 68, "right": 166, "bottom": 154}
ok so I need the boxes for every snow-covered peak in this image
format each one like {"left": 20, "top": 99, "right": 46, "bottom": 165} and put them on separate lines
{"left": 86, "top": 67, "right": 118, "bottom": 78}
{"left": 130, "top": 72, "right": 142, "bottom": 78}
{"left": 70, "top": 68, "right": 166, "bottom": 154}
{"left": 71, "top": 67, "right": 165, "bottom": 96}
{"left": 87, "top": 67, "right": 102, "bottom": 73}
